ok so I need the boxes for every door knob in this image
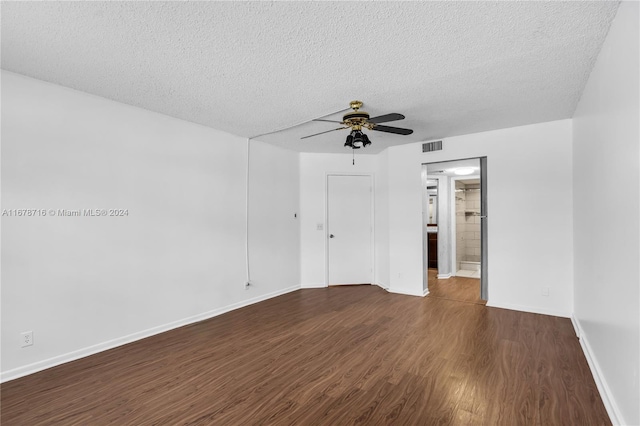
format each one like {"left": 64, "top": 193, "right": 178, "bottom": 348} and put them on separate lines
{"left": 329, "top": 234, "right": 335, "bottom": 238}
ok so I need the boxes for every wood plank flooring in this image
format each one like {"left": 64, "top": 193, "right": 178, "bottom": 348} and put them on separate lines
{"left": 1, "top": 286, "right": 610, "bottom": 425}
{"left": 427, "top": 269, "right": 485, "bottom": 305}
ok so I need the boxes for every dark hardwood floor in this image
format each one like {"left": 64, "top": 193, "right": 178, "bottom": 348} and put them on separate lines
{"left": 427, "top": 269, "right": 485, "bottom": 305}
{"left": 1, "top": 285, "right": 610, "bottom": 425}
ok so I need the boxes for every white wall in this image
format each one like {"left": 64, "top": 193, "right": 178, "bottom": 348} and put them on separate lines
{"left": 572, "top": 2, "right": 639, "bottom": 424}
{"left": 1, "top": 72, "right": 300, "bottom": 380}
{"left": 431, "top": 175, "right": 452, "bottom": 278}
{"left": 248, "top": 140, "right": 300, "bottom": 293}
{"left": 300, "top": 120, "right": 574, "bottom": 306}
{"left": 385, "top": 120, "right": 574, "bottom": 315}
{"left": 375, "top": 150, "right": 390, "bottom": 289}
{"left": 387, "top": 145, "right": 426, "bottom": 296}
{"left": 299, "top": 153, "right": 383, "bottom": 288}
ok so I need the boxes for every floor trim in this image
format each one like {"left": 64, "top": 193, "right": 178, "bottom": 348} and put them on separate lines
{"left": 485, "top": 301, "right": 570, "bottom": 318}
{"left": 570, "top": 314, "right": 581, "bottom": 338}
{"left": 437, "top": 273, "right": 452, "bottom": 279}
{"left": 375, "top": 282, "right": 389, "bottom": 290}
{"left": 387, "top": 288, "right": 426, "bottom": 297}
{"left": 1, "top": 285, "right": 301, "bottom": 383}
{"left": 300, "top": 283, "right": 328, "bottom": 289}
{"left": 572, "top": 315, "right": 622, "bottom": 426}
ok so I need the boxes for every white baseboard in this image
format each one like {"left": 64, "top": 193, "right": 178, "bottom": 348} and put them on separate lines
{"left": 300, "top": 283, "right": 327, "bottom": 288}
{"left": 375, "top": 282, "right": 389, "bottom": 290}
{"left": 423, "top": 288, "right": 430, "bottom": 296}
{"left": 437, "top": 273, "right": 452, "bottom": 279}
{"left": 570, "top": 314, "right": 580, "bottom": 338}
{"left": 485, "top": 301, "right": 570, "bottom": 318}
{"left": 387, "top": 287, "right": 426, "bottom": 297}
{"left": 572, "top": 315, "right": 622, "bottom": 425}
{"left": 1, "top": 285, "right": 301, "bottom": 383}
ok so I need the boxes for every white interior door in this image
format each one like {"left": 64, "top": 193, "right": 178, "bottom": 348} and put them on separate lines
{"left": 327, "top": 175, "right": 373, "bottom": 285}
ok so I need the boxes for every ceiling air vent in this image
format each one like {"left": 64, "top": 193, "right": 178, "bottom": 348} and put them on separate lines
{"left": 422, "top": 140, "right": 442, "bottom": 153}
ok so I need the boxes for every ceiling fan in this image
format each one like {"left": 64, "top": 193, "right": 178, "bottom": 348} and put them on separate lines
{"left": 301, "top": 100, "right": 413, "bottom": 149}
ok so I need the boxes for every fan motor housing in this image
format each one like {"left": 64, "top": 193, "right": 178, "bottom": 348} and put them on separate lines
{"left": 343, "top": 111, "right": 371, "bottom": 130}
{"left": 343, "top": 111, "right": 370, "bottom": 121}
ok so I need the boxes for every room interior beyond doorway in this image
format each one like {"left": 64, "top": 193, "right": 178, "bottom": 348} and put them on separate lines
{"left": 455, "top": 178, "right": 481, "bottom": 278}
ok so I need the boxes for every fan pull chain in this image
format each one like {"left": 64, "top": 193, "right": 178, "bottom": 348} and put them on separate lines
{"left": 352, "top": 149, "right": 355, "bottom": 165}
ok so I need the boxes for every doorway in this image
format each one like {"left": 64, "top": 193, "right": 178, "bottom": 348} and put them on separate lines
{"left": 422, "top": 158, "right": 488, "bottom": 301}
{"left": 326, "top": 174, "right": 373, "bottom": 285}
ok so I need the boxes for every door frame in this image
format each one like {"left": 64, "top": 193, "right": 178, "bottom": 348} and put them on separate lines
{"left": 479, "top": 157, "right": 488, "bottom": 300}
{"left": 422, "top": 157, "right": 488, "bottom": 300}
{"left": 325, "top": 173, "right": 375, "bottom": 287}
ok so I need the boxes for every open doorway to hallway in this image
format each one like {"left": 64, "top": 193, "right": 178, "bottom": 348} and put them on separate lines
{"left": 422, "top": 158, "right": 488, "bottom": 302}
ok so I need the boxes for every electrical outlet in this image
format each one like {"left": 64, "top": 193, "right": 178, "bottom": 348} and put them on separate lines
{"left": 21, "top": 331, "right": 33, "bottom": 347}
{"left": 541, "top": 287, "right": 549, "bottom": 296}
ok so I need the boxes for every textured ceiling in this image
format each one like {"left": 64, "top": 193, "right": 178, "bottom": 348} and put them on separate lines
{"left": 1, "top": 1, "right": 619, "bottom": 154}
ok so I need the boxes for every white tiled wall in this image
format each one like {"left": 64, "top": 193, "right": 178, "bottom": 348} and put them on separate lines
{"left": 455, "top": 181, "right": 466, "bottom": 268}
{"left": 455, "top": 181, "right": 481, "bottom": 268}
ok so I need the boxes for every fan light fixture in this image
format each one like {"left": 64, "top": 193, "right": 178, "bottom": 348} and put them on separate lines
{"left": 344, "top": 130, "right": 371, "bottom": 149}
